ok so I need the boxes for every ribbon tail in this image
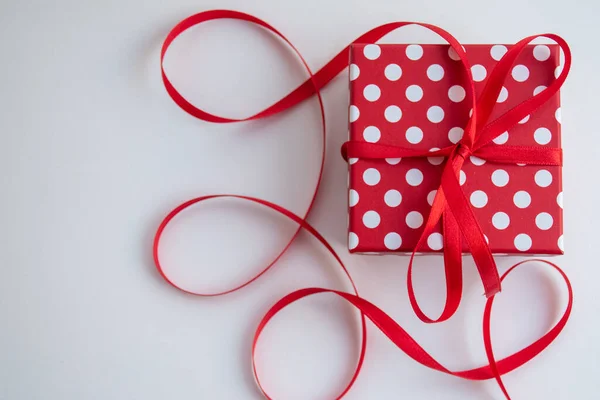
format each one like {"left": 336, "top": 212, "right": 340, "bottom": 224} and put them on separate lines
{"left": 442, "top": 208, "right": 463, "bottom": 317}
{"left": 406, "top": 188, "right": 463, "bottom": 323}
{"left": 441, "top": 159, "right": 501, "bottom": 297}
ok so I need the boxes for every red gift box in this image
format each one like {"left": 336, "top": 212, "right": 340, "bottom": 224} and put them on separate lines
{"left": 347, "top": 43, "right": 563, "bottom": 255}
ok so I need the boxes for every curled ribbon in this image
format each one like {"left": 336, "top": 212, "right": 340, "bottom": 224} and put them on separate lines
{"left": 154, "top": 9, "right": 573, "bottom": 400}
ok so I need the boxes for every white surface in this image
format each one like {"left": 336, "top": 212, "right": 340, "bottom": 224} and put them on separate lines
{"left": 1, "top": 0, "right": 598, "bottom": 399}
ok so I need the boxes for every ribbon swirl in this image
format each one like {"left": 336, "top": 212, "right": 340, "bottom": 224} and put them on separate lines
{"left": 154, "top": 9, "right": 572, "bottom": 399}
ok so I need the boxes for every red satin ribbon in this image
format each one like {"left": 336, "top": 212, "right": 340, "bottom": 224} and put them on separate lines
{"left": 155, "top": 9, "right": 573, "bottom": 399}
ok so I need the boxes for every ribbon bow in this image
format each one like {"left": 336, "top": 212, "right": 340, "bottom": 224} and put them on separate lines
{"left": 342, "top": 34, "right": 570, "bottom": 323}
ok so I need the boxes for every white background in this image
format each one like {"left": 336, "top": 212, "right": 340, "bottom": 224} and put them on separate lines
{"left": 1, "top": 0, "right": 598, "bottom": 399}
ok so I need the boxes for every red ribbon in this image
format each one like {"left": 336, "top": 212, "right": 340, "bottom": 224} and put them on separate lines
{"left": 154, "top": 9, "right": 573, "bottom": 400}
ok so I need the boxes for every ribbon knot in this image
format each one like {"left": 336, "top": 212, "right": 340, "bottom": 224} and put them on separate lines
{"left": 454, "top": 142, "right": 472, "bottom": 160}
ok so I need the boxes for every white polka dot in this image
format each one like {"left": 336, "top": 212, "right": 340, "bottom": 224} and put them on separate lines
{"left": 428, "top": 148, "right": 444, "bottom": 165}
{"left": 349, "top": 64, "right": 360, "bottom": 81}
{"left": 386, "top": 158, "right": 401, "bottom": 165}
{"left": 427, "top": 64, "right": 445, "bottom": 81}
{"left": 363, "top": 168, "right": 381, "bottom": 186}
{"left": 513, "top": 191, "right": 531, "bottom": 208}
{"left": 385, "top": 64, "right": 402, "bottom": 81}
{"left": 448, "top": 85, "right": 466, "bottom": 103}
{"left": 555, "top": 65, "right": 563, "bottom": 79}
{"left": 471, "top": 64, "right": 487, "bottom": 82}
{"left": 514, "top": 234, "right": 532, "bottom": 251}
{"left": 405, "top": 85, "right": 423, "bottom": 102}
{"left": 492, "top": 169, "right": 510, "bottom": 187}
{"left": 349, "top": 105, "right": 359, "bottom": 122}
{"left": 363, "top": 210, "right": 381, "bottom": 228}
{"left": 484, "top": 234, "right": 489, "bottom": 244}
{"left": 406, "top": 168, "right": 424, "bottom": 186}
{"left": 558, "top": 235, "right": 564, "bottom": 252}
{"left": 385, "top": 105, "right": 402, "bottom": 122}
{"left": 349, "top": 189, "right": 359, "bottom": 207}
{"left": 492, "top": 212, "right": 510, "bottom": 230}
{"left": 428, "top": 232, "right": 444, "bottom": 250}
{"left": 535, "top": 212, "right": 554, "bottom": 230}
{"left": 470, "top": 190, "right": 488, "bottom": 208}
{"left": 363, "top": 44, "right": 381, "bottom": 60}
{"left": 406, "top": 44, "right": 423, "bottom": 60}
{"left": 448, "top": 46, "right": 461, "bottom": 61}
{"left": 448, "top": 127, "right": 464, "bottom": 144}
{"left": 497, "top": 86, "right": 508, "bottom": 103}
{"left": 490, "top": 45, "right": 508, "bottom": 61}
{"left": 349, "top": 232, "right": 359, "bottom": 250}
{"left": 517, "top": 163, "right": 526, "bottom": 167}
{"left": 459, "top": 170, "right": 466, "bottom": 185}
{"left": 555, "top": 108, "right": 561, "bottom": 123}
{"left": 534, "top": 127, "right": 552, "bottom": 145}
{"left": 363, "top": 84, "right": 381, "bottom": 102}
{"left": 557, "top": 192, "right": 563, "bottom": 209}
{"left": 470, "top": 156, "right": 486, "bottom": 166}
{"left": 512, "top": 65, "right": 530, "bottom": 82}
{"left": 534, "top": 85, "right": 547, "bottom": 96}
{"left": 406, "top": 126, "right": 423, "bottom": 144}
{"left": 384, "top": 189, "right": 402, "bottom": 207}
{"left": 469, "top": 108, "right": 473, "bottom": 118}
{"left": 406, "top": 211, "right": 424, "bottom": 229}
{"left": 493, "top": 131, "right": 509, "bottom": 145}
{"left": 427, "top": 106, "right": 444, "bottom": 123}
{"left": 535, "top": 170, "right": 553, "bottom": 187}
{"left": 384, "top": 232, "right": 402, "bottom": 250}
{"left": 518, "top": 115, "right": 530, "bottom": 124}
{"left": 533, "top": 45, "right": 551, "bottom": 61}
{"left": 348, "top": 158, "right": 358, "bottom": 165}
{"left": 363, "top": 126, "right": 381, "bottom": 143}
{"left": 427, "top": 190, "right": 437, "bottom": 206}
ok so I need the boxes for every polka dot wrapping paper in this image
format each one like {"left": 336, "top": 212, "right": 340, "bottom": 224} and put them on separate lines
{"left": 348, "top": 43, "right": 563, "bottom": 255}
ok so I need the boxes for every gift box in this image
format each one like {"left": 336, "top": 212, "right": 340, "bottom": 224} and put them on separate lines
{"left": 347, "top": 43, "right": 563, "bottom": 255}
